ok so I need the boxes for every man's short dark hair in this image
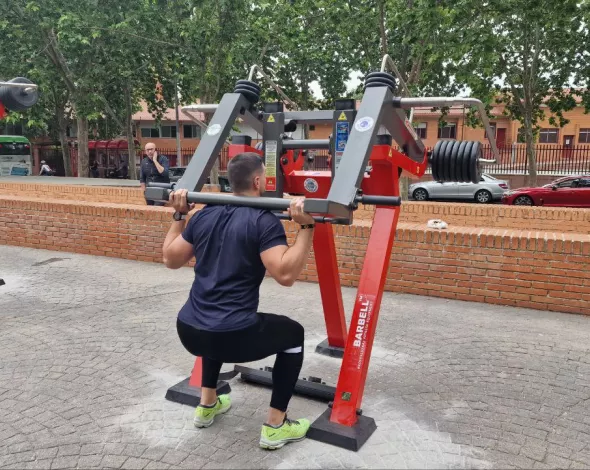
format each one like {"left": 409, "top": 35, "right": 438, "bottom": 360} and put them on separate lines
{"left": 227, "top": 152, "right": 264, "bottom": 193}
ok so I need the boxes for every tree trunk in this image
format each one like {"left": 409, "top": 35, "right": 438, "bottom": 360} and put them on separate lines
{"left": 198, "top": 111, "right": 219, "bottom": 186}
{"left": 58, "top": 127, "right": 72, "bottom": 177}
{"left": 524, "top": 111, "right": 538, "bottom": 187}
{"left": 124, "top": 87, "right": 137, "bottom": 180}
{"left": 56, "top": 108, "right": 72, "bottom": 177}
{"left": 77, "top": 116, "right": 89, "bottom": 178}
{"left": 210, "top": 159, "right": 219, "bottom": 186}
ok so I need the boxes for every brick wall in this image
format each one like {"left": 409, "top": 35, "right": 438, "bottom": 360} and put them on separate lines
{"left": 0, "top": 181, "right": 220, "bottom": 205}
{"left": 0, "top": 181, "right": 146, "bottom": 205}
{"left": 3, "top": 181, "right": 588, "bottom": 233}
{"left": 355, "top": 202, "right": 590, "bottom": 234}
{"left": 1, "top": 195, "right": 589, "bottom": 316}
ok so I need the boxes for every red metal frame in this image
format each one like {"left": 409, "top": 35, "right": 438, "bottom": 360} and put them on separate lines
{"left": 224, "top": 142, "right": 430, "bottom": 411}
{"left": 228, "top": 143, "right": 350, "bottom": 350}
{"left": 312, "top": 223, "right": 347, "bottom": 348}
{"left": 188, "top": 357, "right": 203, "bottom": 387}
{"left": 328, "top": 147, "right": 426, "bottom": 427}
{"left": 228, "top": 144, "right": 262, "bottom": 159}
{"left": 286, "top": 164, "right": 347, "bottom": 350}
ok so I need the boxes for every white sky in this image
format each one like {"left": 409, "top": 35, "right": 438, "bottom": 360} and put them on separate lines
{"left": 309, "top": 71, "right": 363, "bottom": 99}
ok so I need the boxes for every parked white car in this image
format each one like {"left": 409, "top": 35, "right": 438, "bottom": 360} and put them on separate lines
{"left": 409, "top": 174, "right": 510, "bottom": 203}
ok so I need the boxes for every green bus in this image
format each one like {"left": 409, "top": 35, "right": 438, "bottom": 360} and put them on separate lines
{"left": 0, "top": 135, "right": 32, "bottom": 176}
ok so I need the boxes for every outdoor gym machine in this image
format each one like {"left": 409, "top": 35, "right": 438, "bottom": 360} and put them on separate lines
{"left": 146, "top": 56, "right": 499, "bottom": 451}
{"left": 0, "top": 77, "right": 39, "bottom": 119}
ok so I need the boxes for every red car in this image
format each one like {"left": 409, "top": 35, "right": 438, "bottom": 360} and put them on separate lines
{"left": 502, "top": 175, "right": 590, "bottom": 207}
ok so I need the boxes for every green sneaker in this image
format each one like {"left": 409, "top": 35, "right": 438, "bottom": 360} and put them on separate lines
{"left": 259, "top": 416, "right": 311, "bottom": 450}
{"left": 194, "top": 394, "right": 231, "bottom": 428}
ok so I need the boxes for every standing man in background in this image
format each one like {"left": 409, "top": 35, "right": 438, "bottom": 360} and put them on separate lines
{"left": 140, "top": 142, "right": 170, "bottom": 206}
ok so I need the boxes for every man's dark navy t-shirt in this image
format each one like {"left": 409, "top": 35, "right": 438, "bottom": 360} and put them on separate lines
{"left": 178, "top": 205, "right": 288, "bottom": 332}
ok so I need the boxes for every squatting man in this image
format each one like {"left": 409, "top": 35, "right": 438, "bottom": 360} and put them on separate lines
{"left": 162, "top": 152, "right": 317, "bottom": 449}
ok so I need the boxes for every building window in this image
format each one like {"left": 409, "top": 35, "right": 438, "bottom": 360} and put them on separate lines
{"left": 438, "top": 123, "right": 456, "bottom": 139}
{"left": 183, "top": 124, "right": 201, "bottom": 139}
{"left": 413, "top": 122, "right": 427, "bottom": 139}
{"left": 579, "top": 128, "right": 590, "bottom": 144}
{"left": 517, "top": 128, "right": 526, "bottom": 143}
{"left": 140, "top": 127, "right": 160, "bottom": 138}
{"left": 539, "top": 128, "right": 559, "bottom": 143}
{"left": 309, "top": 125, "right": 316, "bottom": 131}
{"left": 161, "top": 125, "right": 177, "bottom": 138}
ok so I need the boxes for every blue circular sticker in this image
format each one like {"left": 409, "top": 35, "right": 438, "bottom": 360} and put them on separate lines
{"left": 354, "top": 117, "right": 374, "bottom": 132}
{"left": 304, "top": 178, "right": 319, "bottom": 193}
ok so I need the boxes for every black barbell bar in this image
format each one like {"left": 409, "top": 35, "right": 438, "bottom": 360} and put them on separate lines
{"left": 144, "top": 187, "right": 402, "bottom": 213}
{"left": 274, "top": 213, "right": 351, "bottom": 224}
{"left": 356, "top": 195, "right": 401, "bottom": 206}
{"left": 282, "top": 139, "right": 330, "bottom": 150}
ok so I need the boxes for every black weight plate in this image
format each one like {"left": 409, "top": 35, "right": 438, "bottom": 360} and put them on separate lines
{"left": 452, "top": 141, "right": 468, "bottom": 182}
{"left": 442, "top": 140, "right": 455, "bottom": 181}
{"left": 233, "top": 88, "right": 259, "bottom": 103}
{"left": 449, "top": 141, "right": 462, "bottom": 182}
{"left": 461, "top": 141, "right": 474, "bottom": 183}
{"left": 449, "top": 141, "right": 461, "bottom": 181}
{"left": 365, "top": 71, "right": 396, "bottom": 81}
{"left": 364, "top": 80, "right": 396, "bottom": 91}
{"left": 431, "top": 141, "right": 444, "bottom": 182}
{"left": 235, "top": 79, "right": 261, "bottom": 92}
{"left": 434, "top": 140, "right": 449, "bottom": 182}
{"left": 364, "top": 82, "right": 395, "bottom": 92}
{"left": 234, "top": 83, "right": 260, "bottom": 96}
{"left": 0, "top": 77, "right": 39, "bottom": 112}
{"left": 438, "top": 141, "right": 451, "bottom": 182}
{"left": 432, "top": 141, "right": 442, "bottom": 181}
{"left": 458, "top": 141, "right": 472, "bottom": 182}
{"left": 364, "top": 76, "right": 396, "bottom": 88}
{"left": 457, "top": 141, "right": 473, "bottom": 183}
{"left": 469, "top": 141, "right": 481, "bottom": 183}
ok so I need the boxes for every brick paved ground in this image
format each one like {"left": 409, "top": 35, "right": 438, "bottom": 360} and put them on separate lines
{"left": 2, "top": 245, "right": 590, "bottom": 469}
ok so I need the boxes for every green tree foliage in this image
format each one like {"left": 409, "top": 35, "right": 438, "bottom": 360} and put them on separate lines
{"left": 1, "top": 0, "right": 587, "bottom": 187}
{"left": 448, "top": 0, "right": 590, "bottom": 186}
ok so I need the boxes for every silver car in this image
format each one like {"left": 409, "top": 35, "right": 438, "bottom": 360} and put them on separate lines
{"left": 409, "top": 174, "right": 510, "bottom": 203}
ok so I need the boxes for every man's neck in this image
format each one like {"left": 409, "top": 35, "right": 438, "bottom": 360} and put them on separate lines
{"left": 234, "top": 190, "right": 260, "bottom": 197}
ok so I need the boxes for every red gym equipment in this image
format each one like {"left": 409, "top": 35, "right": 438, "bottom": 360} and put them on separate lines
{"left": 147, "top": 57, "right": 499, "bottom": 451}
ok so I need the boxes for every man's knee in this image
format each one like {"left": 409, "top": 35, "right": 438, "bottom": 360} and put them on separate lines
{"left": 289, "top": 320, "right": 304, "bottom": 346}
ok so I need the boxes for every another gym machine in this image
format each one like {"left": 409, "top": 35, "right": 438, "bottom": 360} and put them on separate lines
{"left": 146, "top": 57, "right": 499, "bottom": 451}
{"left": 0, "top": 77, "right": 39, "bottom": 119}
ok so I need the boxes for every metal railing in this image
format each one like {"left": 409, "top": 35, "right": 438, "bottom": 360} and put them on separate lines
{"left": 478, "top": 144, "right": 590, "bottom": 175}
{"left": 165, "top": 144, "right": 590, "bottom": 175}
{"left": 41, "top": 142, "right": 590, "bottom": 178}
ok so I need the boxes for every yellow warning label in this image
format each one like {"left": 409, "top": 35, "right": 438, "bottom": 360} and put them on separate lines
{"left": 267, "top": 114, "right": 275, "bottom": 123}
{"left": 338, "top": 111, "right": 347, "bottom": 121}
{"left": 388, "top": 148, "right": 393, "bottom": 158}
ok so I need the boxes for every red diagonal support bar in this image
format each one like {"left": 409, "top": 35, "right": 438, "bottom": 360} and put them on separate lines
{"left": 329, "top": 162, "right": 401, "bottom": 427}
{"left": 188, "top": 356, "right": 203, "bottom": 388}
{"left": 329, "top": 206, "right": 400, "bottom": 425}
{"left": 313, "top": 223, "right": 347, "bottom": 348}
